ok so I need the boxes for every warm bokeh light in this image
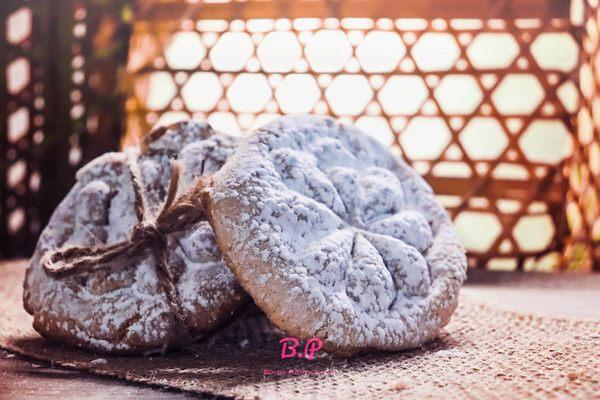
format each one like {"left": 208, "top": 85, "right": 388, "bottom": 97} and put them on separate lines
{"left": 123, "top": 6, "right": 597, "bottom": 271}
{"left": 0, "top": 0, "right": 582, "bottom": 267}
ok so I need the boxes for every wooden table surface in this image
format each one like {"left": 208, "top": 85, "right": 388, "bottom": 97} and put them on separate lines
{"left": 1, "top": 261, "right": 599, "bottom": 399}
{"left": 0, "top": 349, "right": 197, "bottom": 399}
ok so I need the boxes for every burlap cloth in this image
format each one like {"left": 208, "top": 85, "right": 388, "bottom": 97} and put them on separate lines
{"left": 1, "top": 261, "right": 598, "bottom": 399}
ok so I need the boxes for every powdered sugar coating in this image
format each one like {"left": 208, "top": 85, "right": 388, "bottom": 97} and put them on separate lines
{"left": 23, "top": 121, "right": 247, "bottom": 354}
{"left": 204, "top": 115, "right": 467, "bottom": 355}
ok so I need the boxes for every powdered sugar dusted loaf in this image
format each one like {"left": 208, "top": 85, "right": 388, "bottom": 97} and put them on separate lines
{"left": 202, "top": 115, "right": 467, "bottom": 356}
{"left": 23, "top": 121, "right": 247, "bottom": 354}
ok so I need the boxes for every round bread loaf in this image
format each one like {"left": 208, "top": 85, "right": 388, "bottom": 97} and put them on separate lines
{"left": 202, "top": 115, "right": 467, "bottom": 356}
{"left": 23, "top": 121, "right": 248, "bottom": 354}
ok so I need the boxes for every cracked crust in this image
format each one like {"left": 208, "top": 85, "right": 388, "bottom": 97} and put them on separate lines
{"left": 23, "top": 121, "right": 248, "bottom": 354}
{"left": 202, "top": 115, "right": 467, "bottom": 356}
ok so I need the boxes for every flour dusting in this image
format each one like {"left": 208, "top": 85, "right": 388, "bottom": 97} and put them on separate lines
{"left": 206, "top": 115, "right": 467, "bottom": 355}
{"left": 23, "top": 121, "right": 247, "bottom": 353}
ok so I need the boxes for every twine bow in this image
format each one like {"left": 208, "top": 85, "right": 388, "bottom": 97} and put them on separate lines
{"left": 42, "top": 155, "right": 208, "bottom": 339}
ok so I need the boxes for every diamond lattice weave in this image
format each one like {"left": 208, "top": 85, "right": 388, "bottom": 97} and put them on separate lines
{"left": 0, "top": 261, "right": 598, "bottom": 399}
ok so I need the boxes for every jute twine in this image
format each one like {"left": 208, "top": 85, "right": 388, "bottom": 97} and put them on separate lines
{"left": 41, "top": 154, "right": 207, "bottom": 339}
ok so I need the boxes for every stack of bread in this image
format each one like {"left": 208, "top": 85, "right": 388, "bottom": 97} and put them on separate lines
{"left": 24, "top": 115, "right": 466, "bottom": 357}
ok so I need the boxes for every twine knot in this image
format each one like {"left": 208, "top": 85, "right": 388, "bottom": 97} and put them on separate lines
{"left": 40, "top": 155, "right": 209, "bottom": 341}
{"left": 131, "top": 220, "right": 165, "bottom": 246}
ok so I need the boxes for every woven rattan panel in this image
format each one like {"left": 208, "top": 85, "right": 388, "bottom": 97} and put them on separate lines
{"left": 566, "top": 1, "right": 600, "bottom": 270}
{"left": 0, "top": 0, "right": 130, "bottom": 257}
{"left": 1, "top": 1, "right": 47, "bottom": 257}
{"left": 125, "top": 0, "right": 596, "bottom": 271}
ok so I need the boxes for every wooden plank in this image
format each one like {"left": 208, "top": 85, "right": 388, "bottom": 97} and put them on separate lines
{"left": 425, "top": 176, "right": 566, "bottom": 203}
{"left": 0, "top": 350, "right": 201, "bottom": 399}
{"left": 135, "top": 0, "right": 570, "bottom": 21}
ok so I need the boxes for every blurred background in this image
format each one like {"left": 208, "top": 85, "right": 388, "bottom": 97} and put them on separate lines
{"left": 1, "top": 0, "right": 598, "bottom": 272}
